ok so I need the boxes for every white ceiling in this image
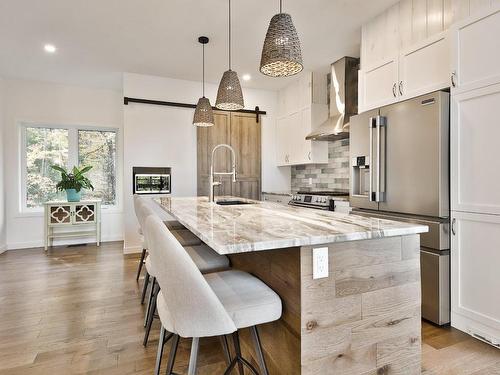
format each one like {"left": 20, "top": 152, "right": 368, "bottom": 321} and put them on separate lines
{"left": 0, "top": 0, "right": 397, "bottom": 91}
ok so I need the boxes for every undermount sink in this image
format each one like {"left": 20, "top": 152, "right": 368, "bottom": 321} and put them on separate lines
{"left": 216, "top": 200, "right": 253, "bottom": 206}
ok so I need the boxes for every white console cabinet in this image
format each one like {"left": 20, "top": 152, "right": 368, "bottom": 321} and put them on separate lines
{"left": 44, "top": 200, "right": 101, "bottom": 250}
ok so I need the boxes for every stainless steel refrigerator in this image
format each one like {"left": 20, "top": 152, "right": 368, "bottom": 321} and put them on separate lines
{"left": 350, "top": 91, "right": 450, "bottom": 325}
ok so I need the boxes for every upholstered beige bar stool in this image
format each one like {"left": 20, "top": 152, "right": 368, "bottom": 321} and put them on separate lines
{"left": 145, "top": 214, "right": 282, "bottom": 375}
{"left": 137, "top": 201, "right": 230, "bottom": 346}
{"left": 134, "top": 195, "right": 187, "bottom": 281}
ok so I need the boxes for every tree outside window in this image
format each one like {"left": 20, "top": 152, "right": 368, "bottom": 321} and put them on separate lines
{"left": 23, "top": 125, "right": 118, "bottom": 209}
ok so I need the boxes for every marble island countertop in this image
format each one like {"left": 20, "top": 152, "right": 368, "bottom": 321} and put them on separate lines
{"left": 154, "top": 196, "right": 428, "bottom": 255}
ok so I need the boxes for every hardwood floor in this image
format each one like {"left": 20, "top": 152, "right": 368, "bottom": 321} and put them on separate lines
{"left": 0, "top": 242, "right": 499, "bottom": 374}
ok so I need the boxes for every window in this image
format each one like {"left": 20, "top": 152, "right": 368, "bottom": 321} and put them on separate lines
{"left": 78, "top": 130, "right": 117, "bottom": 205}
{"left": 25, "top": 127, "right": 69, "bottom": 208}
{"left": 22, "top": 125, "right": 118, "bottom": 210}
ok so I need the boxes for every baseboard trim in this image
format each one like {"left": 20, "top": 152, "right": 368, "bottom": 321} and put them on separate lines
{"left": 6, "top": 235, "right": 124, "bottom": 250}
{"left": 0, "top": 244, "right": 6, "bottom": 255}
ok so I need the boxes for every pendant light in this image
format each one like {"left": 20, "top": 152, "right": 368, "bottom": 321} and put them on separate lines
{"left": 215, "top": 0, "right": 244, "bottom": 111}
{"left": 260, "top": 0, "right": 303, "bottom": 77}
{"left": 193, "top": 36, "right": 215, "bottom": 127}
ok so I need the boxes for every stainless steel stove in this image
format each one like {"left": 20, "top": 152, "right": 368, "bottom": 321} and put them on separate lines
{"left": 289, "top": 191, "right": 350, "bottom": 211}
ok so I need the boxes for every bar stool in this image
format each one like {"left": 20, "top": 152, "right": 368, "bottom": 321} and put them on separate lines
{"left": 137, "top": 201, "right": 230, "bottom": 346}
{"left": 145, "top": 214, "right": 282, "bottom": 375}
{"left": 133, "top": 195, "right": 189, "bottom": 281}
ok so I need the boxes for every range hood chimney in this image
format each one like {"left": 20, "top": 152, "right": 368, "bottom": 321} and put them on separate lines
{"left": 306, "top": 56, "right": 359, "bottom": 141}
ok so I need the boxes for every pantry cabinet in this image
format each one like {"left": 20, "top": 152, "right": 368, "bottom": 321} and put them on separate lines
{"left": 276, "top": 72, "right": 329, "bottom": 166}
{"left": 450, "top": 4, "right": 500, "bottom": 346}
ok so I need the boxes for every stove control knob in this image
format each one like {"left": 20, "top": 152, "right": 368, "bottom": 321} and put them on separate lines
{"left": 322, "top": 197, "right": 327, "bottom": 203}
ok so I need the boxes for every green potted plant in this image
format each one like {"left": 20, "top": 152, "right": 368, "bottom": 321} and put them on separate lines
{"left": 51, "top": 165, "right": 94, "bottom": 202}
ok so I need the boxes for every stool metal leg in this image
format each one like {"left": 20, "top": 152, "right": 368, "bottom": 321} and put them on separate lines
{"left": 232, "top": 331, "right": 245, "bottom": 375}
{"left": 154, "top": 326, "right": 166, "bottom": 375}
{"left": 144, "top": 277, "right": 156, "bottom": 327}
{"left": 140, "top": 271, "right": 150, "bottom": 305}
{"left": 187, "top": 337, "right": 200, "bottom": 375}
{"left": 166, "top": 334, "right": 180, "bottom": 375}
{"left": 136, "top": 248, "right": 147, "bottom": 281}
{"left": 143, "top": 281, "right": 159, "bottom": 346}
{"left": 219, "top": 335, "right": 232, "bottom": 365}
{"left": 251, "top": 326, "right": 269, "bottom": 375}
{"left": 223, "top": 331, "right": 260, "bottom": 375}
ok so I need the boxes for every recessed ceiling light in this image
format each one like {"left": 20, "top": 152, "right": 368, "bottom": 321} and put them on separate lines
{"left": 44, "top": 44, "right": 57, "bottom": 53}
{"left": 242, "top": 74, "right": 251, "bottom": 81}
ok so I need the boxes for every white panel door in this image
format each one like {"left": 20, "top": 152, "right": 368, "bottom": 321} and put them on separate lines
{"left": 276, "top": 117, "right": 290, "bottom": 166}
{"left": 299, "top": 72, "right": 312, "bottom": 110}
{"left": 399, "top": 32, "right": 451, "bottom": 100}
{"left": 360, "top": 57, "right": 399, "bottom": 112}
{"left": 451, "top": 210, "right": 500, "bottom": 343}
{"left": 452, "top": 6, "right": 500, "bottom": 94}
{"left": 286, "top": 111, "right": 302, "bottom": 165}
{"left": 451, "top": 82, "right": 500, "bottom": 215}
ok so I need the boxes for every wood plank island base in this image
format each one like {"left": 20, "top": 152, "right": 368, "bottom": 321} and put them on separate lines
{"left": 155, "top": 197, "right": 428, "bottom": 375}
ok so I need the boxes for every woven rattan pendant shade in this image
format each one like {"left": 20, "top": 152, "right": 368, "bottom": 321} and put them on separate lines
{"left": 215, "top": 0, "right": 244, "bottom": 111}
{"left": 260, "top": 7, "right": 303, "bottom": 77}
{"left": 193, "top": 36, "right": 214, "bottom": 127}
{"left": 193, "top": 97, "right": 214, "bottom": 127}
{"left": 216, "top": 69, "right": 244, "bottom": 111}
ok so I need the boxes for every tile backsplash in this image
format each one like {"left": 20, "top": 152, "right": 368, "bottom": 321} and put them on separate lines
{"left": 291, "top": 139, "right": 350, "bottom": 192}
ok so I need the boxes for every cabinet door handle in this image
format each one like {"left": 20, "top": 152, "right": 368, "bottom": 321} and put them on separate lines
{"left": 308, "top": 151, "right": 311, "bottom": 160}
{"left": 398, "top": 81, "right": 403, "bottom": 96}
{"left": 451, "top": 71, "right": 457, "bottom": 88}
{"left": 392, "top": 83, "right": 397, "bottom": 98}
{"left": 451, "top": 218, "right": 456, "bottom": 236}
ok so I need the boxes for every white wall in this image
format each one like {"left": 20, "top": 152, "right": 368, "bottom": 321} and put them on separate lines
{"left": 0, "top": 77, "right": 5, "bottom": 253}
{"left": 3, "top": 79, "right": 124, "bottom": 249}
{"left": 123, "top": 73, "right": 290, "bottom": 253}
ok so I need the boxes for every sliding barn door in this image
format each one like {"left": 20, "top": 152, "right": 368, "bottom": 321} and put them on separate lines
{"left": 197, "top": 111, "right": 261, "bottom": 200}
{"left": 230, "top": 112, "right": 261, "bottom": 200}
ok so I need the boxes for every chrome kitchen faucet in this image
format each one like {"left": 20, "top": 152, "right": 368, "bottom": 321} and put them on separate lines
{"left": 209, "top": 144, "right": 237, "bottom": 202}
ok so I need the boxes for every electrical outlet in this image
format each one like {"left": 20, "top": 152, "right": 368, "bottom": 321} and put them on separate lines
{"left": 313, "top": 247, "right": 329, "bottom": 279}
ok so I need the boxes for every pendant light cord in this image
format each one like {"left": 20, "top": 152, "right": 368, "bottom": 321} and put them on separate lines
{"left": 279, "top": 0, "right": 282, "bottom": 13}
{"left": 202, "top": 43, "right": 205, "bottom": 97}
{"left": 229, "top": 0, "right": 232, "bottom": 70}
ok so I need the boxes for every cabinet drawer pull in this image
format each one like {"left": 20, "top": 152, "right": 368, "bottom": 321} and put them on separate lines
{"left": 392, "top": 83, "right": 397, "bottom": 98}
{"left": 451, "top": 218, "right": 456, "bottom": 236}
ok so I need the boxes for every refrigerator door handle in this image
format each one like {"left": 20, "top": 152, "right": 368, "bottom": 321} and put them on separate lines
{"left": 369, "top": 117, "right": 375, "bottom": 202}
{"left": 375, "top": 115, "right": 386, "bottom": 202}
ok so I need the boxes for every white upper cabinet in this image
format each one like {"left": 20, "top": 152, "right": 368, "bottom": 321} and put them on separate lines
{"left": 359, "top": 57, "right": 400, "bottom": 111}
{"left": 359, "top": 0, "right": 496, "bottom": 113}
{"left": 399, "top": 31, "right": 451, "bottom": 99}
{"left": 451, "top": 6, "right": 500, "bottom": 94}
{"left": 276, "top": 72, "right": 328, "bottom": 167}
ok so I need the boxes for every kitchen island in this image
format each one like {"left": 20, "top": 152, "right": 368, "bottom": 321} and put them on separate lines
{"left": 155, "top": 196, "right": 428, "bottom": 375}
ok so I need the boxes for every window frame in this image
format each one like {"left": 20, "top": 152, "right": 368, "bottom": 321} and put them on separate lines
{"left": 19, "top": 122, "right": 121, "bottom": 214}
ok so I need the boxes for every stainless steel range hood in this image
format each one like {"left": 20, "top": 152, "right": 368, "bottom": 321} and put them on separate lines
{"left": 306, "top": 57, "right": 359, "bottom": 141}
